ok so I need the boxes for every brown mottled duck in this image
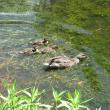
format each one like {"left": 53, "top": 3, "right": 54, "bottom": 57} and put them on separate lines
{"left": 43, "top": 53, "right": 87, "bottom": 69}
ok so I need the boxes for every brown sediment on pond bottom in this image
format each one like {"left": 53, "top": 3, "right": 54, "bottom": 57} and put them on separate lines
{"left": 0, "top": 58, "right": 16, "bottom": 69}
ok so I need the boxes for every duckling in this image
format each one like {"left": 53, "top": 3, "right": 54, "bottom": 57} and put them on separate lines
{"left": 39, "top": 45, "right": 58, "bottom": 54}
{"left": 29, "top": 38, "right": 48, "bottom": 46}
{"left": 43, "top": 53, "right": 86, "bottom": 69}
{"left": 19, "top": 47, "right": 40, "bottom": 56}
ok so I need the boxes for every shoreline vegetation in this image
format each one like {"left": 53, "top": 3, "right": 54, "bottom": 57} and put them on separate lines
{"left": 0, "top": 81, "right": 101, "bottom": 110}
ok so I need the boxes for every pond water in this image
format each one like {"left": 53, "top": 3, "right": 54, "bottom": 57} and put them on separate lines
{"left": 0, "top": 0, "right": 110, "bottom": 110}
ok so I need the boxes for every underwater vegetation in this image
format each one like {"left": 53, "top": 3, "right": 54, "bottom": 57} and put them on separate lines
{"left": 0, "top": 0, "right": 110, "bottom": 109}
{"left": 33, "top": 0, "right": 110, "bottom": 109}
{"left": 34, "top": 0, "right": 110, "bottom": 74}
{"left": 0, "top": 0, "right": 29, "bottom": 12}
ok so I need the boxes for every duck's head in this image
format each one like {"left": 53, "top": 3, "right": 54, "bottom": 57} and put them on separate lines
{"left": 76, "top": 53, "right": 87, "bottom": 60}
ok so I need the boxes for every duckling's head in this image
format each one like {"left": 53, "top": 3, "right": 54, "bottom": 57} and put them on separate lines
{"left": 32, "top": 47, "right": 36, "bottom": 52}
{"left": 76, "top": 53, "right": 87, "bottom": 60}
{"left": 43, "top": 38, "right": 48, "bottom": 44}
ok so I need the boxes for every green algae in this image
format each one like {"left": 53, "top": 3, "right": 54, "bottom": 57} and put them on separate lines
{"left": 34, "top": 0, "right": 110, "bottom": 109}
{"left": 0, "top": 0, "right": 29, "bottom": 12}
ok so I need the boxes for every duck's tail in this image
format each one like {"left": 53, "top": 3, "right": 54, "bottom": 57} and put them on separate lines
{"left": 43, "top": 63, "right": 49, "bottom": 66}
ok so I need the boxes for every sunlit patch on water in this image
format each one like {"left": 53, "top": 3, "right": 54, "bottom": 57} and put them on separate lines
{"left": 61, "top": 23, "right": 92, "bottom": 36}
{"left": 0, "top": 12, "right": 37, "bottom": 24}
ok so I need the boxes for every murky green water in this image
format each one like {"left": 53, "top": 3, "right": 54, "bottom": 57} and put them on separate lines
{"left": 0, "top": 0, "right": 110, "bottom": 109}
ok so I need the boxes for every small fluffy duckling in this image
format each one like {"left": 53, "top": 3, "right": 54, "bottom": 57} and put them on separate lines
{"left": 39, "top": 45, "right": 58, "bottom": 54}
{"left": 43, "top": 53, "right": 86, "bottom": 69}
{"left": 29, "top": 38, "right": 48, "bottom": 46}
{"left": 19, "top": 47, "right": 40, "bottom": 56}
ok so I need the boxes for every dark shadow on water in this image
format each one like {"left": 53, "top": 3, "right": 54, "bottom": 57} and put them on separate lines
{"left": 44, "top": 67, "right": 66, "bottom": 72}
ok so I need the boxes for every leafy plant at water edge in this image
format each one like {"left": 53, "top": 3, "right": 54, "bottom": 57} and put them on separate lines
{"left": 96, "top": 107, "right": 101, "bottom": 110}
{"left": 57, "top": 89, "right": 93, "bottom": 110}
{"left": 0, "top": 81, "right": 101, "bottom": 110}
{"left": 0, "top": 80, "right": 24, "bottom": 110}
{"left": 22, "top": 87, "right": 42, "bottom": 110}
{"left": 52, "top": 88, "right": 65, "bottom": 110}
{"left": 0, "top": 81, "right": 49, "bottom": 110}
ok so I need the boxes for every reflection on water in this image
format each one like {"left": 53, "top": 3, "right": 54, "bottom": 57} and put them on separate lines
{"left": 60, "top": 23, "right": 92, "bottom": 35}
{"left": 0, "top": 0, "right": 110, "bottom": 110}
{"left": 0, "top": 12, "right": 36, "bottom": 24}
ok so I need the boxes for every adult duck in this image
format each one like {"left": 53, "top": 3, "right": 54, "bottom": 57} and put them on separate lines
{"left": 29, "top": 38, "right": 48, "bottom": 46}
{"left": 43, "top": 53, "right": 86, "bottom": 69}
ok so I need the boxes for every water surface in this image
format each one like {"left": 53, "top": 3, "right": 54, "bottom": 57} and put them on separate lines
{"left": 0, "top": 0, "right": 110, "bottom": 110}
